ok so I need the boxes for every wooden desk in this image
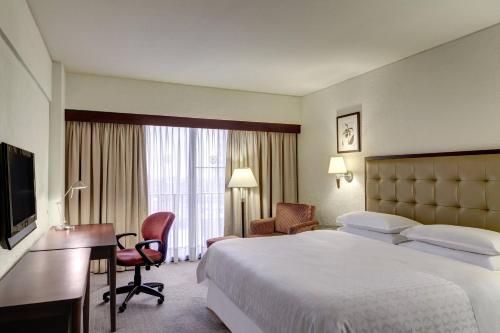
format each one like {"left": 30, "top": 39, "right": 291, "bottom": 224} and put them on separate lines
{"left": 0, "top": 249, "right": 90, "bottom": 333}
{"left": 31, "top": 224, "right": 117, "bottom": 332}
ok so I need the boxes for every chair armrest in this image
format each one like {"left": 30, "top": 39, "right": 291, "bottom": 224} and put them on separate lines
{"left": 116, "top": 232, "right": 137, "bottom": 250}
{"left": 250, "top": 217, "right": 275, "bottom": 235}
{"left": 288, "top": 220, "right": 319, "bottom": 234}
{"left": 136, "top": 240, "right": 162, "bottom": 266}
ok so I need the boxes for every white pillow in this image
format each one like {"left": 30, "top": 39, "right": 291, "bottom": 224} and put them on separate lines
{"left": 338, "top": 226, "right": 408, "bottom": 244}
{"left": 336, "top": 211, "right": 420, "bottom": 234}
{"left": 401, "top": 224, "right": 500, "bottom": 255}
{"left": 400, "top": 241, "right": 500, "bottom": 271}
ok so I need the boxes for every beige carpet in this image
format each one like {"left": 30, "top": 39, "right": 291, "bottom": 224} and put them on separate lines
{"left": 90, "top": 262, "right": 230, "bottom": 333}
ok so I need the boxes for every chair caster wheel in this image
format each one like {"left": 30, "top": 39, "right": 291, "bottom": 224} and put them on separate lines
{"left": 128, "top": 282, "right": 134, "bottom": 286}
{"left": 119, "top": 305, "right": 126, "bottom": 313}
{"left": 103, "top": 295, "right": 110, "bottom": 303}
{"left": 158, "top": 286, "right": 164, "bottom": 292}
{"left": 158, "top": 297, "right": 164, "bottom": 305}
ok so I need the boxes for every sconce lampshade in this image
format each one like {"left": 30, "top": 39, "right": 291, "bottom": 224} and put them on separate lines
{"left": 228, "top": 168, "right": 258, "bottom": 188}
{"left": 328, "top": 157, "right": 347, "bottom": 174}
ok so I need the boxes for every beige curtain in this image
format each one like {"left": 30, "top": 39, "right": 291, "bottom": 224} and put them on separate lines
{"left": 66, "top": 121, "right": 149, "bottom": 273}
{"left": 224, "top": 130, "right": 298, "bottom": 236}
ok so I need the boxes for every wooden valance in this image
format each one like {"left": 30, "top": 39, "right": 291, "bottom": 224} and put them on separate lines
{"left": 65, "top": 109, "right": 301, "bottom": 133}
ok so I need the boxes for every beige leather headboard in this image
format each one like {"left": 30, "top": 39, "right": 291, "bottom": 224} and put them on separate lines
{"left": 365, "top": 150, "right": 500, "bottom": 232}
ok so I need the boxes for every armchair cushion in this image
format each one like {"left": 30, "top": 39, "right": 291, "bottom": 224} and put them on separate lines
{"left": 248, "top": 232, "right": 284, "bottom": 238}
{"left": 250, "top": 217, "right": 275, "bottom": 235}
{"left": 289, "top": 220, "right": 319, "bottom": 234}
{"left": 206, "top": 235, "right": 239, "bottom": 248}
{"left": 275, "top": 203, "right": 316, "bottom": 234}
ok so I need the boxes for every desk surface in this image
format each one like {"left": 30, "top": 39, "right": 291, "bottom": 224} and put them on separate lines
{"left": 0, "top": 248, "right": 90, "bottom": 308}
{"left": 30, "top": 224, "right": 116, "bottom": 251}
{"left": 29, "top": 223, "right": 118, "bottom": 332}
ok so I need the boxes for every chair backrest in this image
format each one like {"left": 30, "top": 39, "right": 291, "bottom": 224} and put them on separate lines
{"left": 275, "top": 203, "right": 315, "bottom": 234}
{"left": 141, "top": 212, "right": 175, "bottom": 260}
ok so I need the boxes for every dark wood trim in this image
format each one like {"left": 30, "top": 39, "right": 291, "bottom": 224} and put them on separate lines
{"left": 365, "top": 148, "right": 500, "bottom": 161}
{"left": 336, "top": 111, "right": 361, "bottom": 153}
{"left": 364, "top": 148, "right": 500, "bottom": 209}
{"left": 65, "top": 109, "right": 301, "bottom": 133}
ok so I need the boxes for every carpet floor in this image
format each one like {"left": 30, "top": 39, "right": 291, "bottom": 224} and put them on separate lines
{"left": 90, "top": 262, "right": 230, "bottom": 333}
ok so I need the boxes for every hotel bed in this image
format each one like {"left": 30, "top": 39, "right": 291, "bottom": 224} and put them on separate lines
{"left": 197, "top": 150, "right": 500, "bottom": 333}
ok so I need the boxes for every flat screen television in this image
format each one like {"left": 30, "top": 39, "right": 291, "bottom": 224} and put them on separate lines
{"left": 0, "top": 142, "right": 37, "bottom": 249}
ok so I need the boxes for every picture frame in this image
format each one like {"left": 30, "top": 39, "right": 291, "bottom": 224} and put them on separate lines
{"left": 336, "top": 112, "right": 361, "bottom": 153}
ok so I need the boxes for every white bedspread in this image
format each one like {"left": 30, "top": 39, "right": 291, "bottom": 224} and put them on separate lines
{"left": 197, "top": 231, "right": 500, "bottom": 333}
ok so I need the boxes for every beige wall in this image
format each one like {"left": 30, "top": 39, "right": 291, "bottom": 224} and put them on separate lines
{"left": 66, "top": 73, "right": 301, "bottom": 124}
{"left": 299, "top": 24, "right": 500, "bottom": 226}
{"left": 0, "top": 0, "right": 52, "bottom": 277}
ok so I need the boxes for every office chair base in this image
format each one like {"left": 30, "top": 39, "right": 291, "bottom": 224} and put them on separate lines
{"left": 144, "top": 282, "right": 164, "bottom": 292}
{"left": 103, "top": 266, "right": 165, "bottom": 312}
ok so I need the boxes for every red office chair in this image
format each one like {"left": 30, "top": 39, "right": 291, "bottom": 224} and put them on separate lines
{"left": 103, "top": 212, "right": 175, "bottom": 312}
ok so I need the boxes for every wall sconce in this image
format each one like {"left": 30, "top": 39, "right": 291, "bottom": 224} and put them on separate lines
{"left": 328, "top": 157, "right": 353, "bottom": 189}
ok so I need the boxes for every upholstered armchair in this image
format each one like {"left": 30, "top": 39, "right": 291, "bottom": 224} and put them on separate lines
{"left": 249, "top": 202, "right": 318, "bottom": 237}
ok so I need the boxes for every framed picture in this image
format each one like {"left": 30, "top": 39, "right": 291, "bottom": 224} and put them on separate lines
{"left": 336, "top": 112, "right": 361, "bottom": 153}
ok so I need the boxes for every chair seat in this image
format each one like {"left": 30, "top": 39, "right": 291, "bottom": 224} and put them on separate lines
{"left": 117, "top": 248, "right": 162, "bottom": 266}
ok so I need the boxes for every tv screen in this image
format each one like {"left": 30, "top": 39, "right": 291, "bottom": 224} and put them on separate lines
{"left": 0, "top": 143, "right": 37, "bottom": 249}
{"left": 9, "top": 148, "right": 36, "bottom": 226}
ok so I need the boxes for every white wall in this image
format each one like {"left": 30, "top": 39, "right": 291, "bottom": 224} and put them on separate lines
{"left": 0, "top": 0, "right": 51, "bottom": 99}
{"left": 48, "top": 61, "right": 65, "bottom": 226}
{"left": 299, "top": 24, "right": 500, "bottom": 226}
{"left": 66, "top": 73, "right": 301, "bottom": 124}
{"left": 0, "top": 0, "right": 52, "bottom": 277}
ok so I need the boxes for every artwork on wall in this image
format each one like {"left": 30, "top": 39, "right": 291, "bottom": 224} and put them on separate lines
{"left": 337, "top": 112, "right": 361, "bottom": 153}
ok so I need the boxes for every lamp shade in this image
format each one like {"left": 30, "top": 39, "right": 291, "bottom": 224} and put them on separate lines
{"left": 328, "top": 157, "right": 347, "bottom": 174}
{"left": 70, "top": 180, "right": 88, "bottom": 190}
{"left": 228, "top": 168, "right": 258, "bottom": 188}
{"left": 64, "top": 180, "right": 88, "bottom": 199}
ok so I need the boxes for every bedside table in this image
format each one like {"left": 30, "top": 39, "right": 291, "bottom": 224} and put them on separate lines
{"left": 314, "top": 225, "right": 340, "bottom": 230}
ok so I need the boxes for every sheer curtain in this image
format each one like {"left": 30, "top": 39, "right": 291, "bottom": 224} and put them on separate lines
{"left": 145, "top": 126, "right": 227, "bottom": 262}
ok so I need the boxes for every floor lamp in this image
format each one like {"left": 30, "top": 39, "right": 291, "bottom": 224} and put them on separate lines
{"left": 228, "top": 168, "right": 258, "bottom": 238}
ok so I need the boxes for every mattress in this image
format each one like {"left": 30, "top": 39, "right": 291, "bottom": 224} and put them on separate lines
{"left": 197, "top": 230, "right": 500, "bottom": 333}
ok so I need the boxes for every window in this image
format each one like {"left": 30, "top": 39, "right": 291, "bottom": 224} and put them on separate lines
{"left": 145, "top": 126, "right": 227, "bottom": 261}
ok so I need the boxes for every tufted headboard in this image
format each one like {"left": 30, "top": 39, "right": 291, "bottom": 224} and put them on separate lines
{"left": 365, "top": 150, "right": 500, "bottom": 232}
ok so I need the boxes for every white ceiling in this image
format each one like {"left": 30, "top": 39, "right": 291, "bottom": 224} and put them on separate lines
{"left": 28, "top": 0, "right": 500, "bottom": 96}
